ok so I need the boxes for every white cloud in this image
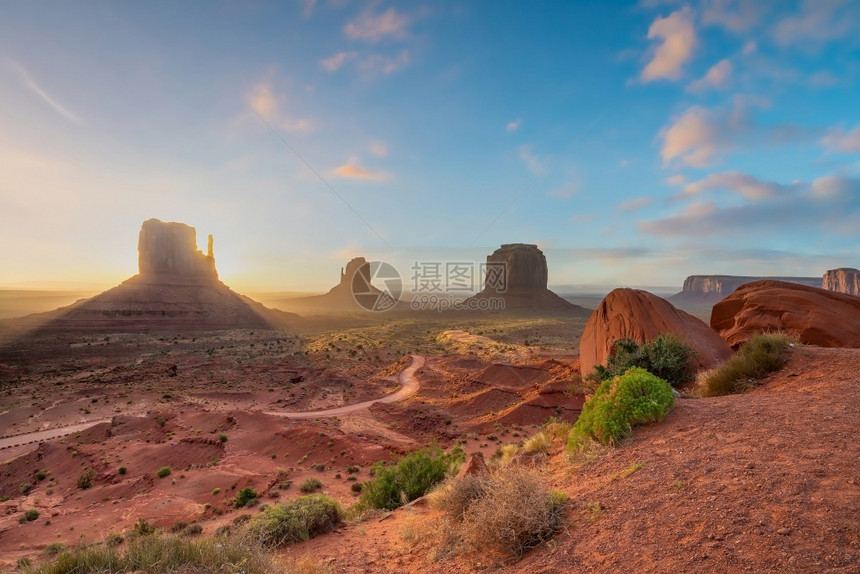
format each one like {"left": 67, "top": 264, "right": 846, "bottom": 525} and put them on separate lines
{"left": 358, "top": 50, "right": 411, "bottom": 75}
{"left": 620, "top": 197, "right": 654, "bottom": 212}
{"left": 547, "top": 182, "right": 581, "bottom": 199}
{"left": 6, "top": 58, "right": 81, "bottom": 124}
{"left": 518, "top": 145, "right": 547, "bottom": 174}
{"left": 320, "top": 51, "right": 357, "bottom": 72}
{"left": 660, "top": 105, "right": 724, "bottom": 167}
{"left": 344, "top": 7, "right": 410, "bottom": 42}
{"left": 686, "top": 59, "right": 733, "bottom": 93}
{"left": 701, "top": 0, "right": 765, "bottom": 32}
{"left": 772, "top": 0, "right": 860, "bottom": 47}
{"left": 821, "top": 125, "right": 860, "bottom": 153}
{"left": 246, "top": 80, "right": 313, "bottom": 133}
{"left": 331, "top": 159, "right": 391, "bottom": 181}
{"left": 641, "top": 6, "right": 698, "bottom": 82}
{"left": 369, "top": 141, "right": 388, "bottom": 158}
{"left": 506, "top": 119, "right": 522, "bottom": 132}
{"left": 677, "top": 171, "right": 791, "bottom": 201}
{"left": 665, "top": 174, "right": 687, "bottom": 186}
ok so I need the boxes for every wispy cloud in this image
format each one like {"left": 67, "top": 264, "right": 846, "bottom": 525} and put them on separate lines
{"left": 641, "top": 174, "right": 860, "bottom": 237}
{"left": 675, "top": 171, "right": 793, "bottom": 201}
{"left": 518, "top": 145, "right": 547, "bottom": 174}
{"left": 506, "top": 119, "right": 522, "bottom": 132}
{"left": 547, "top": 181, "right": 580, "bottom": 200}
{"left": 686, "top": 58, "right": 733, "bottom": 93}
{"left": 298, "top": 0, "right": 316, "bottom": 17}
{"left": 369, "top": 141, "right": 388, "bottom": 158}
{"left": 320, "top": 51, "right": 357, "bottom": 72}
{"left": 772, "top": 0, "right": 860, "bottom": 48}
{"left": 701, "top": 0, "right": 766, "bottom": 32}
{"left": 358, "top": 50, "right": 410, "bottom": 75}
{"left": 344, "top": 7, "right": 410, "bottom": 42}
{"left": 620, "top": 197, "right": 654, "bottom": 212}
{"left": 641, "top": 6, "right": 698, "bottom": 82}
{"left": 821, "top": 124, "right": 860, "bottom": 153}
{"left": 247, "top": 80, "right": 313, "bottom": 133}
{"left": 7, "top": 58, "right": 81, "bottom": 124}
{"left": 332, "top": 160, "right": 391, "bottom": 181}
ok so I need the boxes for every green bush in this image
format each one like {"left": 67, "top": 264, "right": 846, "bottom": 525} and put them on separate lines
{"left": 77, "top": 469, "right": 95, "bottom": 489}
{"left": 359, "top": 446, "right": 464, "bottom": 511}
{"left": 23, "top": 509, "right": 40, "bottom": 522}
{"left": 568, "top": 367, "right": 674, "bottom": 451}
{"left": 699, "top": 334, "right": 791, "bottom": 397}
{"left": 233, "top": 488, "right": 258, "bottom": 508}
{"left": 593, "top": 334, "right": 694, "bottom": 387}
{"left": 246, "top": 494, "right": 343, "bottom": 548}
{"left": 155, "top": 467, "right": 172, "bottom": 479}
{"left": 299, "top": 478, "right": 323, "bottom": 493}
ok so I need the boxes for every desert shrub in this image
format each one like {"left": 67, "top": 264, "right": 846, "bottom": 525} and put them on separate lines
{"left": 359, "top": 446, "right": 464, "bottom": 511}
{"left": 699, "top": 333, "right": 792, "bottom": 397}
{"left": 118, "top": 467, "right": 127, "bottom": 475}
{"left": 234, "top": 488, "right": 258, "bottom": 508}
{"left": 568, "top": 367, "right": 674, "bottom": 452}
{"left": 156, "top": 466, "right": 172, "bottom": 479}
{"left": 593, "top": 334, "right": 695, "bottom": 387}
{"left": 106, "top": 533, "right": 124, "bottom": 547}
{"left": 521, "top": 431, "right": 552, "bottom": 455}
{"left": 299, "top": 478, "right": 323, "bottom": 493}
{"left": 183, "top": 524, "right": 203, "bottom": 536}
{"left": 433, "top": 468, "right": 567, "bottom": 558}
{"left": 170, "top": 521, "right": 188, "bottom": 533}
{"left": 22, "top": 509, "right": 40, "bottom": 522}
{"left": 246, "top": 494, "right": 343, "bottom": 548}
{"left": 43, "top": 543, "right": 65, "bottom": 557}
{"left": 77, "top": 469, "right": 95, "bottom": 489}
{"left": 130, "top": 518, "right": 157, "bottom": 537}
{"left": 218, "top": 434, "right": 228, "bottom": 443}
{"left": 20, "top": 482, "right": 33, "bottom": 494}
{"left": 19, "top": 532, "right": 276, "bottom": 574}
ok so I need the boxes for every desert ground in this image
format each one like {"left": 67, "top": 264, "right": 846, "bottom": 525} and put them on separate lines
{"left": 0, "top": 293, "right": 857, "bottom": 573}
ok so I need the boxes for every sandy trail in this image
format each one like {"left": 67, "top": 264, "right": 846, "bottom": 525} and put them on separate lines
{"left": 264, "top": 354, "right": 424, "bottom": 419}
{"left": 0, "top": 418, "right": 112, "bottom": 450}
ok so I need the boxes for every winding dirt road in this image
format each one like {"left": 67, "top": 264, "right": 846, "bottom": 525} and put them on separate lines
{"left": 264, "top": 354, "right": 424, "bottom": 419}
{"left": 0, "top": 355, "right": 425, "bottom": 452}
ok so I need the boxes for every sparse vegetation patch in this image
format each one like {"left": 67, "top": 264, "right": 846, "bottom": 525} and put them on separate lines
{"left": 593, "top": 334, "right": 694, "bottom": 387}
{"left": 698, "top": 333, "right": 792, "bottom": 397}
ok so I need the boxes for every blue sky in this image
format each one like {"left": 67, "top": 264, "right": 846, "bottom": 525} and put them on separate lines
{"left": 1, "top": 0, "right": 858, "bottom": 292}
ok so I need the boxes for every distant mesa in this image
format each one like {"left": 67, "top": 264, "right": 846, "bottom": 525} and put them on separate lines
{"left": 325, "top": 257, "right": 382, "bottom": 301}
{"left": 669, "top": 275, "right": 821, "bottom": 305}
{"left": 468, "top": 243, "right": 588, "bottom": 315}
{"left": 580, "top": 288, "right": 732, "bottom": 378}
{"left": 282, "top": 256, "right": 386, "bottom": 311}
{"left": 711, "top": 280, "right": 860, "bottom": 349}
{"left": 14, "top": 219, "right": 294, "bottom": 333}
{"left": 822, "top": 268, "right": 860, "bottom": 296}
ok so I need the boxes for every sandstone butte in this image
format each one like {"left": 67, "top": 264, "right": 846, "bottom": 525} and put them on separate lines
{"left": 711, "top": 279, "right": 860, "bottom": 348}
{"left": 580, "top": 288, "right": 733, "bottom": 378}
{"left": 822, "top": 267, "right": 860, "bottom": 296}
{"left": 467, "top": 243, "right": 588, "bottom": 314}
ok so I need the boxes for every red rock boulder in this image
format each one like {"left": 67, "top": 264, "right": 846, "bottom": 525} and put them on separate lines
{"left": 580, "top": 288, "right": 733, "bottom": 377}
{"left": 711, "top": 280, "right": 860, "bottom": 348}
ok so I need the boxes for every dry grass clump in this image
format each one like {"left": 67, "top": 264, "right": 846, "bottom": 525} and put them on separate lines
{"left": 698, "top": 333, "right": 792, "bottom": 397}
{"left": 20, "top": 531, "right": 277, "bottom": 574}
{"left": 431, "top": 467, "right": 567, "bottom": 559}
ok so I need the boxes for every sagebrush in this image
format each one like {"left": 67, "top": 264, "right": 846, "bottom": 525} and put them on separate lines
{"left": 246, "top": 494, "right": 343, "bottom": 547}
{"left": 698, "top": 333, "right": 792, "bottom": 397}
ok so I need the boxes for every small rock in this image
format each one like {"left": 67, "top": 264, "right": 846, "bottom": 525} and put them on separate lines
{"left": 777, "top": 527, "right": 791, "bottom": 536}
{"left": 745, "top": 462, "right": 755, "bottom": 469}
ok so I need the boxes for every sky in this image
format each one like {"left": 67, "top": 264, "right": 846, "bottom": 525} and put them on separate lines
{"left": 1, "top": 0, "right": 858, "bottom": 293}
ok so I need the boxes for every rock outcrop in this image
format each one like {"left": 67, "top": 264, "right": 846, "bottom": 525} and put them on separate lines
{"left": 711, "top": 280, "right": 860, "bottom": 348}
{"left": 580, "top": 288, "right": 733, "bottom": 378}
{"left": 468, "top": 244, "right": 587, "bottom": 314}
{"left": 20, "top": 219, "right": 294, "bottom": 332}
{"left": 822, "top": 268, "right": 860, "bottom": 296}
{"left": 325, "top": 257, "right": 379, "bottom": 299}
{"left": 137, "top": 218, "right": 217, "bottom": 282}
{"left": 669, "top": 275, "right": 821, "bottom": 305}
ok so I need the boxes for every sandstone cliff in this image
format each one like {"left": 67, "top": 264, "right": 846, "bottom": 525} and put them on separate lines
{"left": 138, "top": 218, "right": 217, "bottom": 282}
{"left": 669, "top": 275, "right": 821, "bottom": 305}
{"left": 822, "top": 268, "right": 860, "bottom": 296}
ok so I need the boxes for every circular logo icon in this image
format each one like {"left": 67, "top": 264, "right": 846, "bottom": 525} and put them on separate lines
{"left": 350, "top": 260, "right": 402, "bottom": 312}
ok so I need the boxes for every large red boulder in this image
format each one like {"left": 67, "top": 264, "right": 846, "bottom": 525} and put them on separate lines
{"left": 711, "top": 280, "right": 860, "bottom": 348}
{"left": 580, "top": 288, "right": 733, "bottom": 377}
